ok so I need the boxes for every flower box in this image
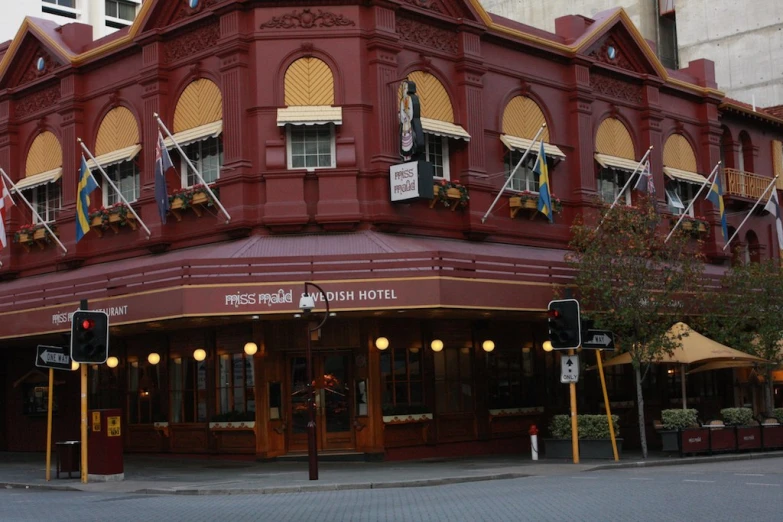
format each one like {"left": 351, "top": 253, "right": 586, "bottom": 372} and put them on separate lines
{"left": 169, "top": 185, "right": 219, "bottom": 221}
{"left": 14, "top": 224, "right": 57, "bottom": 252}
{"left": 508, "top": 192, "right": 562, "bottom": 219}
{"left": 208, "top": 421, "right": 256, "bottom": 431}
{"left": 430, "top": 181, "right": 468, "bottom": 211}
{"left": 382, "top": 413, "right": 433, "bottom": 424}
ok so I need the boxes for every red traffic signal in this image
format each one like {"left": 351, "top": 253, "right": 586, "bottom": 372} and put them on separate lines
{"left": 71, "top": 310, "right": 109, "bottom": 364}
{"left": 80, "top": 318, "right": 95, "bottom": 331}
{"left": 547, "top": 299, "right": 581, "bottom": 350}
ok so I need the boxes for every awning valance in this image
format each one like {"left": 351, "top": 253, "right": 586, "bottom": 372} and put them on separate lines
{"left": 87, "top": 144, "right": 141, "bottom": 171}
{"left": 277, "top": 106, "right": 343, "bottom": 126}
{"left": 12, "top": 168, "right": 62, "bottom": 191}
{"left": 163, "top": 121, "right": 222, "bottom": 149}
{"left": 594, "top": 153, "right": 643, "bottom": 172}
{"left": 421, "top": 117, "right": 470, "bottom": 141}
{"left": 664, "top": 166, "right": 707, "bottom": 185}
{"left": 501, "top": 135, "right": 566, "bottom": 159}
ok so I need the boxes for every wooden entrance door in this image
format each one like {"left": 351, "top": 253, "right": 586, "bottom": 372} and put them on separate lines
{"left": 288, "top": 353, "right": 354, "bottom": 452}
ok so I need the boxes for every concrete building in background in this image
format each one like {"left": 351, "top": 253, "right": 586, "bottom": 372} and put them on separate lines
{"left": 1, "top": 0, "right": 143, "bottom": 42}
{"left": 481, "top": 0, "right": 783, "bottom": 108}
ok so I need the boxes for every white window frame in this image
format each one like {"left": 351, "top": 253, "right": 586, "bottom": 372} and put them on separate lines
{"left": 286, "top": 124, "right": 336, "bottom": 171}
{"left": 179, "top": 136, "right": 223, "bottom": 188}
{"left": 105, "top": 0, "right": 140, "bottom": 27}
{"left": 666, "top": 181, "right": 695, "bottom": 217}
{"left": 101, "top": 160, "right": 140, "bottom": 206}
{"left": 505, "top": 150, "right": 547, "bottom": 193}
{"left": 24, "top": 181, "right": 61, "bottom": 224}
{"left": 598, "top": 167, "right": 632, "bottom": 206}
{"left": 41, "top": 0, "right": 80, "bottom": 18}
{"left": 425, "top": 133, "right": 450, "bottom": 180}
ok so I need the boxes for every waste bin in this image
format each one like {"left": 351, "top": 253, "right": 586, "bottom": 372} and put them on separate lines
{"left": 88, "top": 408, "right": 124, "bottom": 480}
{"left": 55, "top": 441, "right": 80, "bottom": 479}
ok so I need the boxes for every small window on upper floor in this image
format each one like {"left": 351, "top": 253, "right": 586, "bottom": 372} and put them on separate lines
{"left": 597, "top": 167, "right": 632, "bottom": 206}
{"left": 24, "top": 181, "right": 61, "bottom": 224}
{"left": 42, "top": 0, "right": 78, "bottom": 19}
{"left": 287, "top": 125, "right": 335, "bottom": 170}
{"left": 504, "top": 150, "right": 541, "bottom": 193}
{"left": 666, "top": 180, "right": 695, "bottom": 217}
{"left": 424, "top": 133, "right": 449, "bottom": 180}
{"left": 180, "top": 137, "right": 223, "bottom": 188}
{"left": 103, "top": 160, "right": 140, "bottom": 206}
{"left": 105, "top": 0, "right": 139, "bottom": 28}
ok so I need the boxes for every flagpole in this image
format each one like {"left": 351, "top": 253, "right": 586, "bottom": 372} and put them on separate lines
{"left": 664, "top": 161, "right": 721, "bottom": 243}
{"left": 77, "top": 139, "right": 152, "bottom": 239}
{"left": 481, "top": 123, "right": 546, "bottom": 224}
{"left": 597, "top": 146, "right": 653, "bottom": 230}
{"left": 723, "top": 175, "right": 779, "bottom": 251}
{"left": 153, "top": 113, "right": 231, "bottom": 224}
{"left": 0, "top": 168, "right": 68, "bottom": 255}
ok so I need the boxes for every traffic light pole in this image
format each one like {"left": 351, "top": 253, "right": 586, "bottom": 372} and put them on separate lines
{"left": 569, "top": 349, "right": 579, "bottom": 464}
{"left": 79, "top": 299, "right": 88, "bottom": 484}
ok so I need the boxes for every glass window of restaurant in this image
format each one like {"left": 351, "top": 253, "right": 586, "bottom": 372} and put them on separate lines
{"left": 380, "top": 326, "right": 425, "bottom": 416}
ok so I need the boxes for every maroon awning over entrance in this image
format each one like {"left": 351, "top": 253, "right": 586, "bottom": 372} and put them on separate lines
{"left": 0, "top": 231, "right": 571, "bottom": 339}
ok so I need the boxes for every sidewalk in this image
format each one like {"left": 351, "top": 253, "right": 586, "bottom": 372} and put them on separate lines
{"left": 1, "top": 450, "right": 781, "bottom": 495}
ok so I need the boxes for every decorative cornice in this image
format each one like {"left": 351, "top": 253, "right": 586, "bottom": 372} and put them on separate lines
{"left": 16, "top": 49, "right": 59, "bottom": 88}
{"left": 591, "top": 74, "right": 643, "bottom": 104}
{"left": 13, "top": 84, "right": 60, "bottom": 119}
{"left": 400, "top": 0, "right": 442, "bottom": 13}
{"left": 259, "top": 9, "right": 355, "bottom": 30}
{"left": 396, "top": 17, "right": 457, "bottom": 54}
{"left": 163, "top": 21, "right": 220, "bottom": 64}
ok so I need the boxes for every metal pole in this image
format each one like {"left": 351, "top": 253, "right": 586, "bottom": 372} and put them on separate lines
{"left": 569, "top": 349, "right": 580, "bottom": 464}
{"left": 723, "top": 175, "right": 779, "bottom": 250}
{"left": 481, "top": 124, "right": 546, "bottom": 223}
{"left": 77, "top": 139, "right": 152, "bottom": 239}
{"left": 0, "top": 168, "right": 68, "bottom": 255}
{"left": 45, "top": 367, "right": 53, "bottom": 481}
{"left": 302, "top": 282, "right": 330, "bottom": 481}
{"left": 597, "top": 146, "right": 653, "bottom": 230}
{"left": 596, "top": 351, "right": 619, "bottom": 461}
{"left": 681, "top": 364, "right": 687, "bottom": 410}
{"left": 79, "top": 299, "right": 88, "bottom": 484}
{"left": 664, "top": 161, "right": 721, "bottom": 243}
{"left": 153, "top": 113, "right": 231, "bottom": 224}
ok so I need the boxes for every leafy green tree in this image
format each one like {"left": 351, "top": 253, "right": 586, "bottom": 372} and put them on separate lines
{"left": 566, "top": 196, "right": 706, "bottom": 458}
{"left": 696, "top": 257, "right": 783, "bottom": 415}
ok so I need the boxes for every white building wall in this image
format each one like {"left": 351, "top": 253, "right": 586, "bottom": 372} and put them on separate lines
{"left": 0, "top": 0, "right": 142, "bottom": 45}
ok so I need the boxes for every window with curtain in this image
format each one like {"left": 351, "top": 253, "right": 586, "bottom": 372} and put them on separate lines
{"left": 434, "top": 347, "right": 473, "bottom": 414}
{"left": 170, "top": 357, "right": 208, "bottom": 423}
{"left": 104, "top": 160, "right": 139, "bottom": 205}
{"left": 380, "top": 346, "right": 424, "bottom": 416}
{"left": 216, "top": 352, "right": 255, "bottom": 420}
{"left": 597, "top": 167, "right": 632, "bottom": 205}
{"left": 287, "top": 125, "right": 334, "bottom": 169}
{"left": 181, "top": 137, "right": 222, "bottom": 187}
{"left": 24, "top": 181, "right": 61, "bottom": 223}
{"left": 127, "top": 359, "right": 164, "bottom": 424}
{"left": 425, "top": 134, "right": 449, "bottom": 179}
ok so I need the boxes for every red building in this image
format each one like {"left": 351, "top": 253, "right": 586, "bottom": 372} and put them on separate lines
{"left": 1, "top": 0, "right": 782, "bottom": 459}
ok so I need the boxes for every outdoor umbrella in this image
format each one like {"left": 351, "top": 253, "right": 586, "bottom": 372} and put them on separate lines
{"left": 599, "top": 322, "right": 767, "bottom": 408}
{"left": 686, "top": 360, "right": 762, "bottom": 375}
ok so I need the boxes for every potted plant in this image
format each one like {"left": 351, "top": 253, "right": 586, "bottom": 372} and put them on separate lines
{"left": 705, "top": 419, "right": 737, "bottom": 453}
{"left": 89, "top": 207, "right": 110, "bottom": 237}
{"left": 659, "top": 408, "right": 698, "bottom": 452}
{"left": 762, "top": 408, "right": 783, "bottom": 450}
{"left": 169, "top": 184, "right": 220, "bottom": 220}
{"left": 544, "top": 414, "right": 621, "bottom": 459}
{"left": 722, "top": 407, "right": 761, "bottom": 451}
{"left": 106, "top": 202, "right": 138, "bottom": 231}
{"left": 430, "top": 179, "right": 469, "bottom": 211}
{"left": 13, "top": 223, "right": 37, "bottom": 249}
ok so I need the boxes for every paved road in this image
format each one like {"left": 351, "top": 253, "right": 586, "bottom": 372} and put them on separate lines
{"left": 2, "top": 458, "right": 780, "bottom": 521}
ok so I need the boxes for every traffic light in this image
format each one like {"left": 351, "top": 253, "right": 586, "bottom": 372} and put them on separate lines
{"left": 547, "top": 299, "right": 581, "bottom": 350}
{"left": 70, "top": 310, "right": 109, "bottom": 364}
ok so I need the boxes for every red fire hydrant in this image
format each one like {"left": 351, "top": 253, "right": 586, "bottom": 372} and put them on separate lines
{"left": 529, "top": 424, "right": 539, "bottom": 461}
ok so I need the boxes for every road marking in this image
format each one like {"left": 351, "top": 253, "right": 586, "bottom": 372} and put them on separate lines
{"left": 629, "top": 478, "right": 653, "bottom": 481}
{"left": 570, "top": 476, "right": 599, "bottom": 480}
{"left": 745, "top": 483, "right": 780, "bottom": 487}
{"left": 735, "top": 473, "right": 764, "bottom": 477}
{"left": 683, "top": 479, "right": 715, "bottom": 483}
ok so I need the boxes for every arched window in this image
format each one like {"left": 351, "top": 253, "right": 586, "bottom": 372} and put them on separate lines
{"left": 745, "top": 230, "right": 761, "bottom": 263}
{"left": 168, "top": 78, "right": 224, "bottom": 187}
{"left": 278, "top": 57, "right": 341, "bottom": 170}
{"left": 16, "top": 131, "right": 63, "bottom": 223}
{"left": 739, "top": 131, "right": 754, "bottom": 173}
{"left": 594, "top": 118, "right": 637, "bottom": 205}
{"left": 720, "top": 127, "right": 734, "bottom": 169}
{"left": 663, "top": 133, "right": 703, "bottom": 217}
{"left": 500, "top": 96, "right": 565, "bottom": 192}
{"left": 91, "top": 106, "right": 141, "bottom": 205}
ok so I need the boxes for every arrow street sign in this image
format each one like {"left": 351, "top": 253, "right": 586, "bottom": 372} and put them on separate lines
{"left": 35, "top": 345, "right": 71, "bottom": 371}
{"left": 581, "top": 329, "right": 615, "bottom": 350}
{"left": 560, "top": 354, "right": 579, "bottom": 383}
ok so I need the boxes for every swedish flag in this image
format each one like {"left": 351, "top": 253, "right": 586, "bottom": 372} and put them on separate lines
{"left": 76, "top": 156, "right": 98, "bottom": 243}
{"left": 534, "top": 141, "right": 553, "bottom": 222}
{"left": 706, "top": 174, "right": 728, "bottom": 241}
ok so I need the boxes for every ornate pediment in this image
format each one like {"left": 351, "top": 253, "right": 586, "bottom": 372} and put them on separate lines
{"left": 397, "top": 0, "right": 484, "bottom": 23}
{"left": 396, "top": 17, "right": 458, "bottom": 54}
{"left": 259, "top": 9, "right": 356, "bottom": 30}
{"left": 0, "top": 32, "right": 68, "bottom": 90}
{"left": 581, "top": 16, "right": 665, "bottom": 79}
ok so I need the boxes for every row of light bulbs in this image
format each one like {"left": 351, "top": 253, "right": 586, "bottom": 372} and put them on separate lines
{"left": 73, "top": 342, "right": 261, "bottom": 370}
{"left": 374, "top": 337, "right": 496, "bottom": 353}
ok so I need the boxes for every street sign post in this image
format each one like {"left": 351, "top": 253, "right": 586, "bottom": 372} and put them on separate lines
{"left": 35, "top": 345, "right": 71, "bottom": 371}
{"left": 581, "top": 329, "right": 615, "bottom": 350}
{"left": 560, "top": 355, "right": 579, "bottom": 383}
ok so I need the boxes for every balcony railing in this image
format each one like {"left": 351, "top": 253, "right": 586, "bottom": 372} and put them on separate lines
{"left": 723, "top": 168, "right": 771, "bottom": 200}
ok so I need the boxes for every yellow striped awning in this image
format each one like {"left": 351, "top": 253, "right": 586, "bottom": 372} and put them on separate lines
{"left": 663, "top": 167, "right": 707, "bottom": 185}
{"left": 87, "top": 144, "right": 141, "bottom": 171}
{"left": 500, "top": 135, "right": 566, "bottom": 159}
{"left": 421, "top": 118, "right": 470, "bottom": 141}
{"left": 595, "top": 153, "right": 643, "bottom": 171}
{"left": 163, "top": 121, "right": 222, "bottom": 149}
{"left": 13, "top": 168, "right": 62, "bottom": 191}
{"left": 276, "top": 106, "right": 343, "bottom": 126}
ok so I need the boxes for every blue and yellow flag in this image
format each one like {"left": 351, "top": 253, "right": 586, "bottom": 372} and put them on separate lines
{"left": 535, "top": 141, "right": 553, "bottom": 222}
{"left": 76, "top": 156, "right": 98, "bottom": 243}
{"left": 705, "top": 173, "right": 728, "bottom": 241}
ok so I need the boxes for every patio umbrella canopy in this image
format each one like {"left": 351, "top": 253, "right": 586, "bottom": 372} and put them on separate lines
{"left": 686, "top": 360, "right": 762, "bottom": 375}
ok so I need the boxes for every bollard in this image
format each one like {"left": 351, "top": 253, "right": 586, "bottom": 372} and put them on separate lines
{"left": 529, "top": 424, "right": 539, "bottom": 461}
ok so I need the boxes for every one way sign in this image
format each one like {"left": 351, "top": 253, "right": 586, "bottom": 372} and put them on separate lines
{"left": 35, "top": 345, "right": 71, "bottom": 371}
{"left": 581, "top": 329, "right": 615, "bottom": 350}
{"left": 560, "top": 355, "right": 579, "bottom": 383}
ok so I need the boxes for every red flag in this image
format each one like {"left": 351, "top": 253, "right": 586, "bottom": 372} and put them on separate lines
{"left": 0, "top": 175, "right": 15, "bottom": 249}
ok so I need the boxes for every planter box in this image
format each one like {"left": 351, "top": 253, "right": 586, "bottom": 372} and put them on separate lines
{"left": 762, "top": 424, "right": 783, "bottom": 449}
{"left": 735, "top": 425, "right": 762, "bottom": 451}
{"left": 680, "top": 428, "right": 710, "bottom": 455}
{"left": 659, "top": 429, "right": 680, "bottom": 452}
{"left": 708, "top": 426, "right": 736, "bottom": 452}
{"left": 543, "top": 438, "right": 623, "bottom": 459}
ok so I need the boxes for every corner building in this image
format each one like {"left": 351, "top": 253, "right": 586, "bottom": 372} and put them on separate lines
{"left": 1, "top": 0, "right": 782, "bottom": 459}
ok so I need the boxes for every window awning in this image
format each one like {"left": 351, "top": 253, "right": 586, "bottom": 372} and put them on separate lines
{"left": 12, "top": 168, "right": 62, "bottom": 191}
{"left": 86, "top": 144, "right": 141, "bottom": 171}
{"left": 163, "top": 121, "right": 223, "bottom": 149}
{"left": 663, "top": 166, "right": 707, "bottom": 185}
{"left": 420, "top": 117, "right": 471, "bottom": 141}
{"left": 277, "top": 106, "right": 343, "bottom": 126}
{"left": 500, "top": 135, "right": 566, "bottom": 159}
{"left": 594, "top": 153, "right": 643, "bottom": 172}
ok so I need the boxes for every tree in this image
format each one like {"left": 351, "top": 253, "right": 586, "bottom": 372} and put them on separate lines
{"left": 566, "top": 196, "right": 706, "bottom": 458}
{"left": 696, "top": 257, "right": 783, "bottom": 415}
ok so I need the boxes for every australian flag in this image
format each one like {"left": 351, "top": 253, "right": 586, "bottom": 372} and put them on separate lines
{"left": 155, "top": 131, "right": 173, "bottom": 224}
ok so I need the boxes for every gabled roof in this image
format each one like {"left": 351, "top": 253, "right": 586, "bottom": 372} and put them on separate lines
{"left": 720, "top": 98, "right": 783, "bottom": 127}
